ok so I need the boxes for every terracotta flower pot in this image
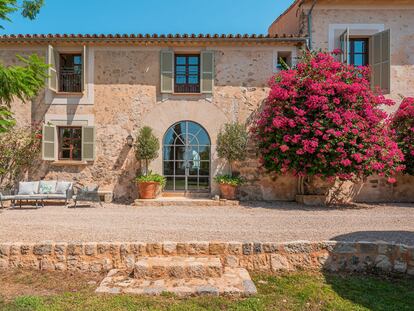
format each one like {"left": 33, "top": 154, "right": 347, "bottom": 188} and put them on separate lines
{"left": 219, "top": 183, "right": 238, "bottom": 200}
{"left": 137, "top": 181, "right": 159, "bottom": 199}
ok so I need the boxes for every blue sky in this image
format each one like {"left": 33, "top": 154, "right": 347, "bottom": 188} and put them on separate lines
{"left": 0, "top": 0, "right": 292, "bottom": 35}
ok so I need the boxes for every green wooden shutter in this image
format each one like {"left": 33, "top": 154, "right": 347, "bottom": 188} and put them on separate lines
{"left": 42, "top": 124, "right": 56, "bottom": 160}
{"left": 82, "top": 45, "right": 87, "bottom": 93}
{"left": 372, "top": 29, "right": 391, "bottom": 94}
{"left": 160, "top": 51, "right": 174, "bottom": 93}
{"left": 47, "top": 45, "right": 58, "bottom": 92}
{"left": 201, "top": 51, "right": 214, "bottom": 93}
{"left": 82, "top": 126, "right": 95, "bottom": 161}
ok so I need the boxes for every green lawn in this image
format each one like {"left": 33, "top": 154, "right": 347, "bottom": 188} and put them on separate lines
{"left": 0, "top": 270, "right": 413, "bottom": 311}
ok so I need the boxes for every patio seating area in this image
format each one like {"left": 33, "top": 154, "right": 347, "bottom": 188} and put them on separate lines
{"left": 0, "top": 181, "right": 104, "bottom": 209}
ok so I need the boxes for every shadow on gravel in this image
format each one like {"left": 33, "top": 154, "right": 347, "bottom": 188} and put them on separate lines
{"left": 332, "top": 231, "right": 414, "bottom": 246}
{"left": 237, "top": 201, "right": 387, "bottom": 211}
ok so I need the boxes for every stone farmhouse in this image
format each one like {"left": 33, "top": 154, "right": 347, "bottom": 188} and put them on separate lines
{"left": 1, "top": 0, "right": 413, "bottom": 202}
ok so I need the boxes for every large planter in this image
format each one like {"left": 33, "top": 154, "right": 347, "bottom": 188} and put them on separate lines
{"left": 137, "top": 181, "right": 159, "bottom": 199}
{"left": 297, "top": 176, "right": 364, "bottom": 206}
{"left": 219, "top": 183, "right": 238, "bottom": 200}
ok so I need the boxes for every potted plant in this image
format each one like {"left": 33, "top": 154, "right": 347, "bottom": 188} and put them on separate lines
{"left": 215, "top": 123, "right": 248, "bottom": 200}
{"left": 134, "top": 126, "right": 165, "bottom": 199}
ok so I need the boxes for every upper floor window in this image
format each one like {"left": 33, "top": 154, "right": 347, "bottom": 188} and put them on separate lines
{"left": 349, "top": 38, "right": 369, "bottom": 67}
{"left": 174, "top": 54, "right": 200, "bottom": 93}
{"left": 47, "top": 45, "right": 87, "bottom": 95}
{"left": 59, "top": 54, "right": 82, "bottom": 93}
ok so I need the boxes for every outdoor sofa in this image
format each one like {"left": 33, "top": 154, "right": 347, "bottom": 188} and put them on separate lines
{"left": 0, "top": 180, "right": 73, "bottom": 208}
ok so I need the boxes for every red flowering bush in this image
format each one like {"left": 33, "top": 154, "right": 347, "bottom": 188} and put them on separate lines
{"left": 392, "top": 97, "right": 414, "bottom": 175}
{"left": 253, "top": 51, "right": 404, "bottom": 183}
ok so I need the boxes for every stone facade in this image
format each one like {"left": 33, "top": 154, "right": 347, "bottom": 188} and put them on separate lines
{"left": 2, "top": 0, "right": 414, "bottom": 203}
{"left": 2, "top": 40, "right": 306, "bottom": 202}
{"left": 0, "top": 240, "right": 412, "bottom": 276}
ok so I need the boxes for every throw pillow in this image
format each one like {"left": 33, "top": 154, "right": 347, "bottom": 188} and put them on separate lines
{"left": 39, "top": 180, "right": 57, "bottom": 194}
{"left": 18, "top": 182, "right": 39, "bottom": 195}
{"left": 55, "top": 181, "right": 72, "bottom": 194}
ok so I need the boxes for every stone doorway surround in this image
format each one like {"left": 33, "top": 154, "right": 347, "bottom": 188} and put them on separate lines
{"left": 141, "top": 100, "right": 231, "bottom": 195}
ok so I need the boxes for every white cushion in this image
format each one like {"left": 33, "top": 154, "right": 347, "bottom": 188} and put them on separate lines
{"left": 55, "top": 181, "right": 72, "bottom": 194}
{"left": 18, "top": 182, "right": 39, "bottom": 195}
{"left": 39, "top": 180, "right": 57, "bottom": 194}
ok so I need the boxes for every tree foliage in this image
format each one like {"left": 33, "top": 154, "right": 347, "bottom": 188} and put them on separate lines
{"left": 392, "top": 97, "right": 414, "bottom": 175}
{"left": 0, "top": 0, "right": 43, "bottom": 28}
{"left": 0, "top": 125, "right": 41, "bottom": 188}
{"left": 0, "top": 54, "right": 48, "bottom": 133}
{"left": 253, "top": 51, "right": 404, "bottom": 182}
{"left": 134, "top": 126, "right": 160, "bottom": 176}
{"left": 0, "top": 0, "right": 46, "bottom": 133}
{"left": 216, "top": 122, "right": 248, "bottom": 175}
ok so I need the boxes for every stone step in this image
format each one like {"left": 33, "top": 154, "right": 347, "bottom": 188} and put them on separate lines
{"left": 133, "top": 198, "right": 239, "bottom": 207}
{"left": 134, "top": 257, "right": 223, "bottom": 280}
{"left": 162, "top": 192, "right": 210, "bottom": 199}
{"left": 96, "top": 267, "right": 257, "bottom": 297}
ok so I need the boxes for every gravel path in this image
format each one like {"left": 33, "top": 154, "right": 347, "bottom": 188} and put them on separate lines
{"left": 0, "top": 202, "right": 413, "bottom": 245}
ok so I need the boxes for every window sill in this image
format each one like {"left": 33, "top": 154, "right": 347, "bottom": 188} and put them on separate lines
{"left": 51, "top": 160, "right": 89, "bottom": 166}
{"left": 55, "top": 92, "right": 84, "bottom": 97}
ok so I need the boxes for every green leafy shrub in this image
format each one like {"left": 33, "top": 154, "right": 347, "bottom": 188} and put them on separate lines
{"left": 135, "top": 173, "right": 166, "bottom": 188}
{"left": 134, "top": 126, "right": 159, "bottom": 176}
{"left": 214, "top": 175, "right": 245, "bottom": 186}
{"left": 0, "top": 125, "right": 41, "bottom": 189}
{"left": 216, "top": 123, "right": 248, "bottom": 175}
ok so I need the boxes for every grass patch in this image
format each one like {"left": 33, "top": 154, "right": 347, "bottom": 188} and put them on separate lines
{"left": 0, "top": 270, "right": 413, "bottom": 310}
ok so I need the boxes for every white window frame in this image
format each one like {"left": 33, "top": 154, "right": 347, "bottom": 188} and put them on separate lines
{"left": 272, "top": 47, "right": 298, "bottom": 73}
{"left": 45, "top": 46, "right": 95, "bottom": 105}
{"left": 328, "top": 24, "right": 385, "bottom": 52}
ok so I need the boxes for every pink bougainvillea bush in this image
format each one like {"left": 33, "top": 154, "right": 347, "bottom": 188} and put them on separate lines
{"left": 253, "top": 51, "right": 404, "bottom": 183}
{"left": 392, "top": 97, "right": 414, "bottom": 175}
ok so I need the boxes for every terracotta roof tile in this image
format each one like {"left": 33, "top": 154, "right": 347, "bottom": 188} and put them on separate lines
{"left": 0, "top": 33, "right": 307, "bottom": 45}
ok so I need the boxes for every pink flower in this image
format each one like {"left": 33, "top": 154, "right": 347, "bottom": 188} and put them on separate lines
{"left": 387, "top": 177, "right": 397, "bottom": 184}
{"left": 280, "top": 145, "right": 290, "bottom": 152}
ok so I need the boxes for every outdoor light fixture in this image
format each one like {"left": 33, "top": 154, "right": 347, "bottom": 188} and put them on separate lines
{"left": 126, "top": 134, "right": 134, "bottom": 147}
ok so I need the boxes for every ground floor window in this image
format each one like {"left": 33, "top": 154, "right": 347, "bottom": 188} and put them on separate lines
{"left": 58, "top": 127, "right": 82, "bottom": 160}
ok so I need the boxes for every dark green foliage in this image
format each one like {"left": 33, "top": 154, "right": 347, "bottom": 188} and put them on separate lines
{"left": 135, "top": 172, "right": 166, "bottom": 188}
{"left": 0, "top": 0, "right": 43, "bottom": 28}
{"left": 216, "top": 122, "right": 248, "bottom": 175}
{"left": 134, "top": 126, "right": 160, "bottom": 175}
{"left": 0, "top": 54, "right": 48, "bottom": 133}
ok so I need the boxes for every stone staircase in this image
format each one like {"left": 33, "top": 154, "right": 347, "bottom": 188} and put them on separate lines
{"left": 96, "top": 256, "right": 257, "bottom": 297}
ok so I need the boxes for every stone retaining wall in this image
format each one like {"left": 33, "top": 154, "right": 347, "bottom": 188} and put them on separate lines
{"left": 0, "top": 241, "right": 412, "bottom": 276}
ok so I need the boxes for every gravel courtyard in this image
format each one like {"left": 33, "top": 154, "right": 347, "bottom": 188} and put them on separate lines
{"left": 0, "top": 202, "right": 413, "bottom": 245}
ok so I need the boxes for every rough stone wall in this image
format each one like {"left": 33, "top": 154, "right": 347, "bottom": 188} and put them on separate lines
{"left": 0, "top": 241, "right": 412, "bottom": 276}
{"left": 3, "top": 45, "right": 293, "bottom": 201}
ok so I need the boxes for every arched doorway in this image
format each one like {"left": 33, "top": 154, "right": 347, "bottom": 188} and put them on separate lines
{"left": 163, "top": 121, "right": 211, "bottom": 192}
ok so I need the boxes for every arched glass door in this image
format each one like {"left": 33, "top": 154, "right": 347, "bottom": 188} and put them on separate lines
{"left": 163, "top": 121, "right": 211, "bottom": 192}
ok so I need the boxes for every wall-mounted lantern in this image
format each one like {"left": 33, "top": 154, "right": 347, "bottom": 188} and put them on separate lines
{"left": 126, "top": 134, "right": 134, "bottom": 147}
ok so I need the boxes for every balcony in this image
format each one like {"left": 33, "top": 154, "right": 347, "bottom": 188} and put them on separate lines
{"left": 59, "top": 71, "right": 82, "bottom": 93}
